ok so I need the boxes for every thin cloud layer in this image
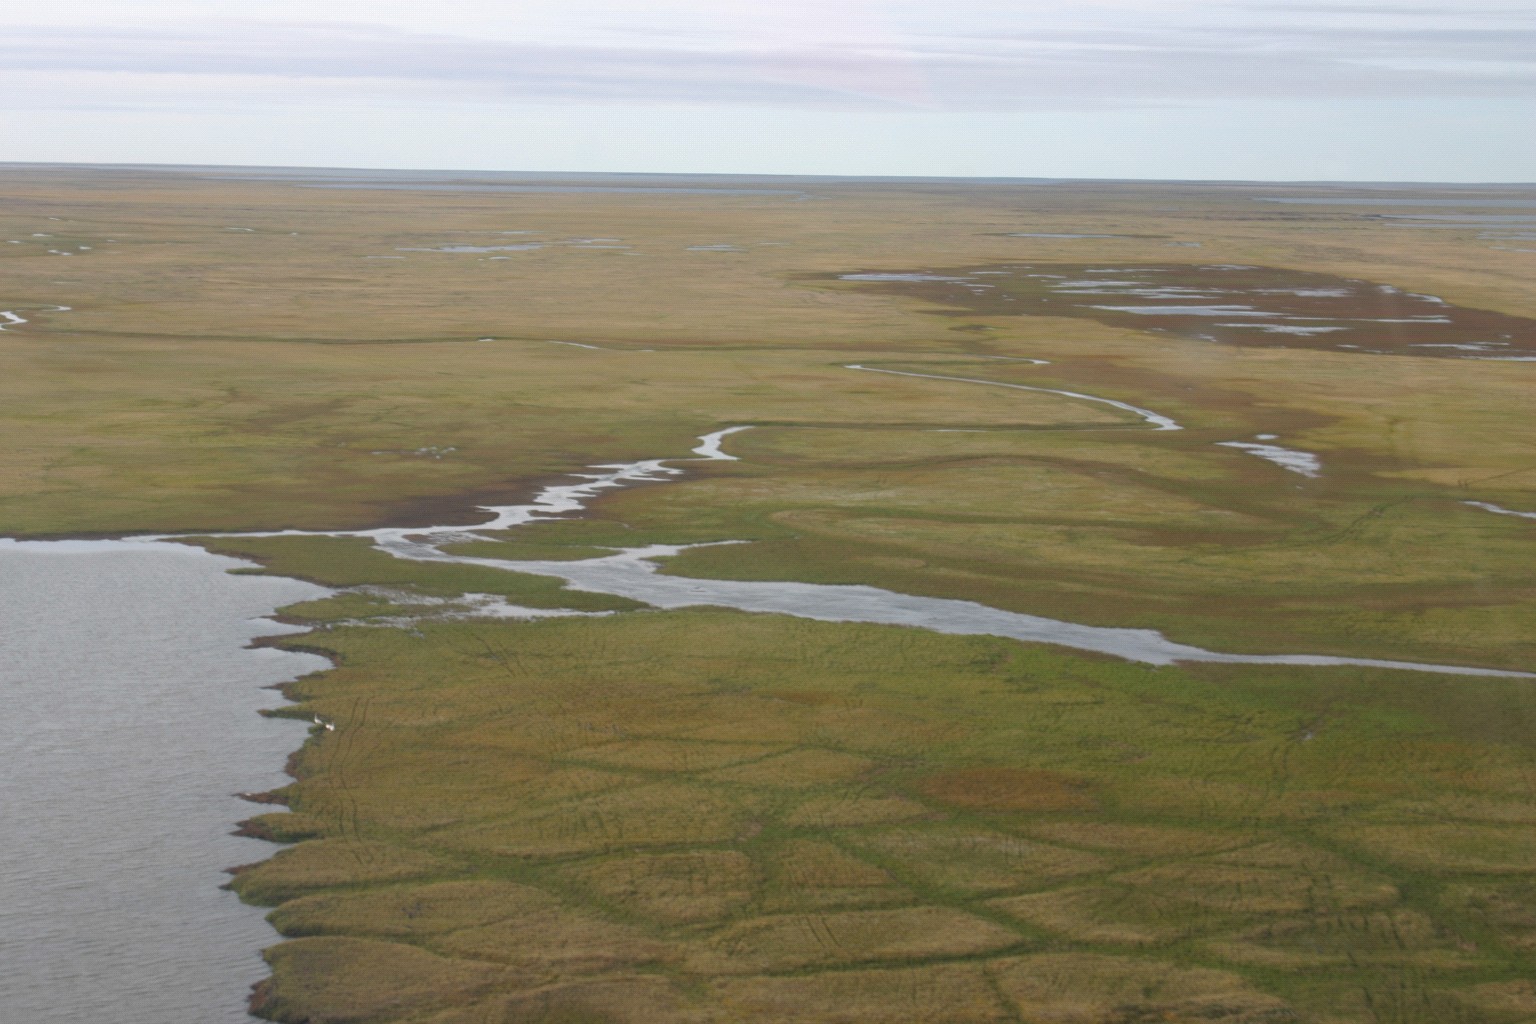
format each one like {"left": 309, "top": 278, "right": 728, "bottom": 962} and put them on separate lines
{"left": 2, "top": 3, "right": 1533, "bottom": 111}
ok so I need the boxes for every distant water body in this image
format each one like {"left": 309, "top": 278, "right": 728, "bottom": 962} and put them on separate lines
{"left": 0, "top": 540, "right": 329, "bottom": 1024}
{"left": 1257, "top": 197, "right": 1536, "bottom": 208}
{"left": 299, "top": 183, "right": 803, "bottom": 196}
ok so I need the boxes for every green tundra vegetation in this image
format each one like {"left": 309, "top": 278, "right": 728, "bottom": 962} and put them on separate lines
{"left": 3, "top": 166, "right": 1535, "bottom": 1022}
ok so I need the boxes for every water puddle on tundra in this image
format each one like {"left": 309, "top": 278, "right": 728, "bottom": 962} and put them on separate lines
{"left": 832, "top": 263, "right": 1536, "bottom": 360}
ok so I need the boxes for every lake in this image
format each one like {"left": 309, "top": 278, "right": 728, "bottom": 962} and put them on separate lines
{"left": 0, "top": 540, "right": 328, "bottom": 1024}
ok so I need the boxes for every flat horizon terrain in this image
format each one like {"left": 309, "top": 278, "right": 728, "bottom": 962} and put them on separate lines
{"left": 4, "top": 165, "right": 1535, "bottom": 1023}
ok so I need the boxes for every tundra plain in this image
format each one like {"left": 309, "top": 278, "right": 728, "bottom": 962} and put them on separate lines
{"left": 3, "top": 166, "right": 1536, "bottom": 1023}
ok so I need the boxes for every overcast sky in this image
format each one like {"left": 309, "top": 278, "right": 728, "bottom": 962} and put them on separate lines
{"left": 2, "top": 0, "right": 1532, "bottom": 181}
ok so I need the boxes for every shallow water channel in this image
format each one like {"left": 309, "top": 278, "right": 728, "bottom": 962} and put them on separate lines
{"left": 0, "top": 540, "right": 328, "bottom": 1023}
{"left": 202, "top": 429, "right": 1530, "bottom": 679}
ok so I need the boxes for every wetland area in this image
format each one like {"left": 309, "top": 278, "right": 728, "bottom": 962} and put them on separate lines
{"left": 2, "top": 166, "right": 1535, "bottom": 1024}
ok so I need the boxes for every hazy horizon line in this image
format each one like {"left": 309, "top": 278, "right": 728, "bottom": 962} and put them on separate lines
{"left": 5, "top": 160, "right": 1533, "bottom": 188}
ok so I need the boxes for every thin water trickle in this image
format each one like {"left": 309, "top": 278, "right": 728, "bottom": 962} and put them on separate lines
{"left": 844, "top": 364, "right": 1182, "bottom": 431}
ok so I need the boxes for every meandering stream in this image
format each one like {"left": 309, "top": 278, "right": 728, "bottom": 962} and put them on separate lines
{"left": 844, "top": 364, "right": 1183, "bottom": 431}
{"left": 0, "top": 304, "right": 72, "bottom": 331}
{"left": 147, "top": 427, "right": 1526, "bottom": 679}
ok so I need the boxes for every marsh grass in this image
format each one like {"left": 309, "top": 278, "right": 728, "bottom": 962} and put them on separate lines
{"left": 232, "top": 611, "right": 1536, "bottom": 1022}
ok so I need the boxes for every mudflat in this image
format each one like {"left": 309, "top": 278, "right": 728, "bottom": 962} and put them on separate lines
{"left": 3, "top": 165, "right": 1535, "bottom": 1024}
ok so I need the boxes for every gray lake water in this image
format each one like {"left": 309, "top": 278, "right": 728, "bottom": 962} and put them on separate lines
{"left": 0, "top": 540, "right": 329, "bottom": 1024}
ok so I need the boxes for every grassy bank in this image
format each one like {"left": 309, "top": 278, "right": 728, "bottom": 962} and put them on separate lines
{"left": 235, "top": 606, "right": 1536, "bottom": 1023}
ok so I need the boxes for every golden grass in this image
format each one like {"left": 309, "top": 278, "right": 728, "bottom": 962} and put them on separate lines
{"left": 708, "top": 962, "right": 1013, "bottom": 1024}
{"left": 555, "top": 850, "right": 758, "bottom": 924}
{"left": 756, "top": 839, "right": 906, "bottom": 912}
{"left": 687, "top": 905, "right": 1022, "bottom": 974}
{"left": 989, "top": 952, "right": 1295, "bottom": 1023}
{"left": 252, "top": 938, "right": 510, "bottom": 1024}
{"left": 210, "top": 610, "right": 1536, "bottom": 1022}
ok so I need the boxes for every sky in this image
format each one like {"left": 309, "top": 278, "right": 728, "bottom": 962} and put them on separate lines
{"left": 1, "top": 0, "right": 1532, "bottom": 181}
